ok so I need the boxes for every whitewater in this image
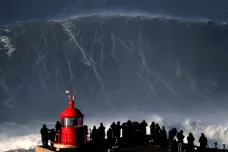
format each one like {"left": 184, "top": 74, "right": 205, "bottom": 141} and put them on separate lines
{"left": 1, "top": 114, "right": 228, "bottom": 151}
{"left": 1, "top": 13, "right": 228, "bottom": 151}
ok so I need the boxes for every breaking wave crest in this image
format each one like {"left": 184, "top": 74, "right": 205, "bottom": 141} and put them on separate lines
{"left": 1, "top": 114, "right": 228, "bottom": 151}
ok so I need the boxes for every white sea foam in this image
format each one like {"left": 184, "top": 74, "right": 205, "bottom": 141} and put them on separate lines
{"left": 0, "top": 36, "right": 15, "bottom": 58}
{"left": 50, "top": 11, "right": 228, "bottom": 26}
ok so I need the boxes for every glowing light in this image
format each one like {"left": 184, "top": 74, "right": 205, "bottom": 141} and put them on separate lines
{"left": 65, "top": 90, "right": 70, "bottom": 94}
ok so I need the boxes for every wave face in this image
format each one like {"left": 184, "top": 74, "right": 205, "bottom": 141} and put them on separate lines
{"left": 1, "top": 14, "right": 228, "bottom": 151}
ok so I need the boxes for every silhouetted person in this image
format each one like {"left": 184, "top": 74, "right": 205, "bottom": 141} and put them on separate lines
{"left": 140, "top": 120, "right": 148, "bottom": 144}
{"left": 187, "top": 133, "right": 195, "bottom": 152}
{"left": 160, "top": 126, "right": 167, "bottom": 149}
{"left": 134, "top": 122, "right": 141, "bottom": 145}
{"left": 84, "top": 125, "right": 89, "bottom": 142}
{"left": 140, "top": 120, "right": 148, "bottom": 135}
{"left": 107, "top": 128, "right": 113, "bottom": 141}
{"left": 111, "top": 122, "right": 117, "bottom": 138}
{"left": 132, "top": 122, "right": 137, "bottom": 137}
{"left": 98, "top": 123, "right": 105, "bottom": 140}
{"left": 177, "top": 130, "right": 185, "bottom": 152}
{"left": 55, "top": 121, "right": 61, "bottom": 142}
{"left": 49, "top": 129, "right": 55, "bottom": 149}
{"left": 121, "top": 122, "right": 127, "bottom": 139}
{"left": 199, "top": 133, "right": 208, "bottom": 152}
{"left": 116, "top": 121, "right": 121, "bottom": 139}
{"left": 91, "top": 126, "right": 98, "bottom": 141}
{"left": 223, "top": 144, "right": 226, "bottom": 150}
{"left": 214, "top": 142, "right": 218, "bottom": 149}
{"left": 127, "top": 120, "right": 133, "bottom": 139}
{"left": 126, "top": 120, "right": 133, "bottom": 146}
{"left": 150, "top": 122, "right": 156, "bottom": 144}
{"left": 55, "top": 121, "right": 61, "bottom": 130}
{"left": 89, "top": 128, "right": 92, "bottom": 141}
{"left": 154, "top": 123, "right": 161, "bottom": 146}
{"left": 40, "top": 124, "right": 49, "bottom": 147}
{"left": 168, "top": 129, "right": 173, "bottom": 151}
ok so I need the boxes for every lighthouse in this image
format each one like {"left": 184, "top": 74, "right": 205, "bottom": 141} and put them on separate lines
{"left": 53, "top": 89, "right": 86, "bottom": 151}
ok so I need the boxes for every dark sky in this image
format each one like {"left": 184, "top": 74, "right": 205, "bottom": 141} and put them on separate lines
{"left": 1, "top": 0, "right": 228, "bottom": 25}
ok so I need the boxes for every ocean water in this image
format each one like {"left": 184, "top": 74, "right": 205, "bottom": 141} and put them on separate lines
{"left": 1, "top": 13, "right": 228, "bottom": 151}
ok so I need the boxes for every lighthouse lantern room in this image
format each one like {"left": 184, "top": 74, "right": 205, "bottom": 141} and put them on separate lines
{"left": 54, "top": 89, "right": 85, "bottom": 150}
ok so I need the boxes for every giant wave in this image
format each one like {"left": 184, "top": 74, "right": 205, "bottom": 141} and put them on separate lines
{"left": 1, "top": 13, "right": 228, "bottom": 151}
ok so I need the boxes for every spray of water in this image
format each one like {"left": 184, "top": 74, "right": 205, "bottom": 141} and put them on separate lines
{"left": 0, "top": 114, "right": 228, "bottom": 151}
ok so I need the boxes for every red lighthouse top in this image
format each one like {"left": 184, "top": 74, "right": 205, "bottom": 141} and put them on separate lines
{"left": 60, "top": 89, "right": 84, "bottom": 118}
